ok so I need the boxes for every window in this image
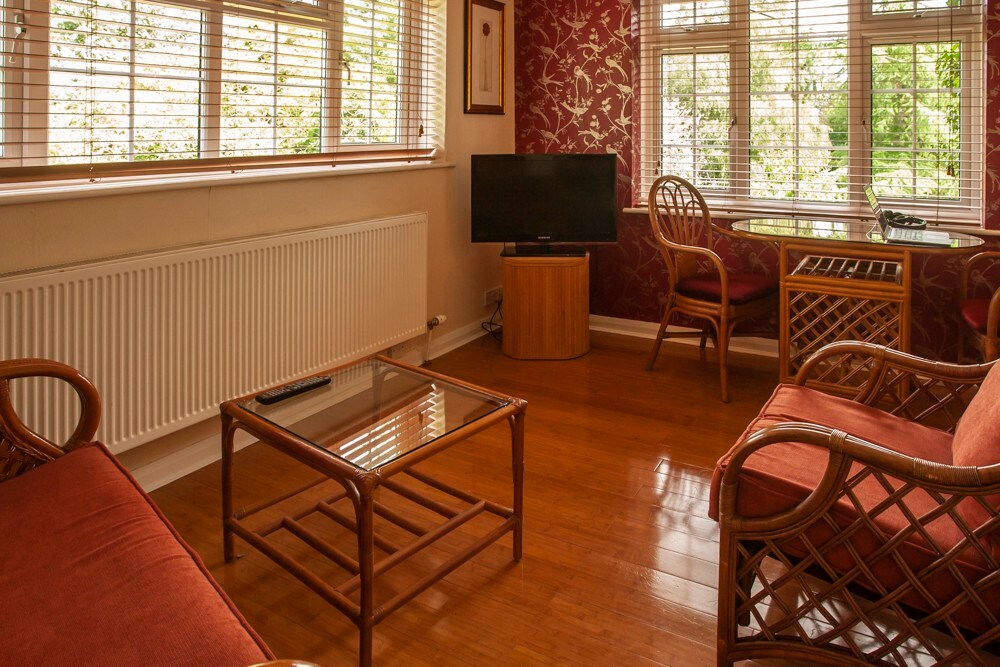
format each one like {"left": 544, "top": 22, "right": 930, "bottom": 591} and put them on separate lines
{"left": 639, "top": 0, "right": 982, "bottom": 220}
{"left": 0, "top": 0, "right": 442, "bottom": 182}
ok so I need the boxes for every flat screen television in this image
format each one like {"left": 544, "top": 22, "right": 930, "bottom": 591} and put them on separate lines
{"left": 471, "top": 153, "right": 618, "bottom": 248}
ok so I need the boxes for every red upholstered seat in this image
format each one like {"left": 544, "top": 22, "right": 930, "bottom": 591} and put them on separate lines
{"left": 709, "top": 384, "right": 998, "bottom": 634}
{"left": 675, "top": 272, "right": 777, "bottom": 305}
{"left": 0, "top": 443, "right": 272, "bottom": 666}
{"left": 960, "top": 297, "right": 990, "bottom": 333}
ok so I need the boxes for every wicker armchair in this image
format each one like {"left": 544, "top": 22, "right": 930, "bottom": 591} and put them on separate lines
{"left": 646, "top": 175, "right": 777, "bottom": 402}
{"left": 711, "top": 342, "right": 999, "bottom": 665}
{"left": 959, "top": 251, "right": 1000, "bottom": 362}
{"left": 0, "top": 358, "right": 101, "bottom": 483}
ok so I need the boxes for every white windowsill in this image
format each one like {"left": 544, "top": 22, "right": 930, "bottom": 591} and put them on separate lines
{"left": 0, "top": 160, "right": 455, "bottom": 206}
{"left": 623, "top": 207, "right": 1000, "bottom": 236}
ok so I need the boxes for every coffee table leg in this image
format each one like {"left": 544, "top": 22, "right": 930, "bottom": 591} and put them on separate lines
{"left": 221, "top": 413, "right": 236, "bottom": 563}
{"left": 510, "top": 411, "right": 525, "bottom": 562}
{"left": 356, "top": 487, "right": 376, "bottom": 667}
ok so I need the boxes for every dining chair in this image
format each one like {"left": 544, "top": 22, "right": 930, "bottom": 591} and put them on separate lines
{"left": 959, "top": 250, "right": 1000, "bottom": 362}
{"left": 645, "top": 175, "right": 778, "bottom": 402}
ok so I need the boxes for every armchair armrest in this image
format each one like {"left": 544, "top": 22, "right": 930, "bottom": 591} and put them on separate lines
{"left": 0, "top": 358, "right": 101, "bottom": 476}
{"left": 718, "top": 421, "right": 1000, "bottom": 533}
{"left": 794, "top": 341, "right": 995, "bottom": 432}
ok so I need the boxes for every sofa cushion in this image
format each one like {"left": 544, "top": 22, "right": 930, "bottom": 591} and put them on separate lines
{"left": 0, "top": 443, "right": 273, "bottom": 666}
{"left": 675, "top": 272, "right": 777, "bottom": 305}
{"left": 952, "top": 361, "right": 1000, "bottom": 551}
{"left": 960, "top": 297, "right": 990, "bottom": 333}
{"left": 709, "top": 384, "right": 998, "bottom": 634}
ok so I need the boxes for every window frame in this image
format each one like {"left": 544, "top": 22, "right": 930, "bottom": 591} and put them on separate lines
{"left": 640, "top": 0, "right": 983, "bottom": 221}
{"left": 0, "top": 0, "right": 438, "bottom": 182}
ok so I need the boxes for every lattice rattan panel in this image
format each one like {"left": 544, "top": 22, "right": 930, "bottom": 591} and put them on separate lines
{"left": 783, "top": 255, "right": 906, "bottom": 388}
{"left": 0, "top": 437, "right": 52, "bottom": 483}
{"left": 786, "top": 292, "right": 902, "bottom": 384}
{"left": 730, "top": 465, "right": 1000, "bottom": 666}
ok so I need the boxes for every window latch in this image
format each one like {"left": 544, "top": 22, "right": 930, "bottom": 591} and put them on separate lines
{"left": 8, "top": 13, "right": 26, "bottom": 64}
{"left": 341, "top": 52, "right": 351, "bottom": 83}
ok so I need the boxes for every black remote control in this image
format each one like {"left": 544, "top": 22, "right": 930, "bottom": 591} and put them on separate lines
{"left": 255, "top": 375, "right": 332, "bottom": 405}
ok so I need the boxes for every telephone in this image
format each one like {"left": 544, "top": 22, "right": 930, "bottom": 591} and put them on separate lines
{"left": 884, "top": 210, "right": 927, "bottom": 230}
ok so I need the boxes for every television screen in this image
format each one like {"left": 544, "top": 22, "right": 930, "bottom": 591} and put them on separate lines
{"left": 471, "top": 153, "right": 618, "bottom": 245}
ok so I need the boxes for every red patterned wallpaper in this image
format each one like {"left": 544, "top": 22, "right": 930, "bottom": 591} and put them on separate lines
{"left": 985, "top": 0, "right": 1000, "bottom": 228}
{"left": 514, "top": 0, "right": 1000, "bottom": 360}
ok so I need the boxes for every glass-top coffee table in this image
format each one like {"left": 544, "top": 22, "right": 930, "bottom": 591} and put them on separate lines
{"left": 220, "top": 356, "right": 526, "bottom": 666}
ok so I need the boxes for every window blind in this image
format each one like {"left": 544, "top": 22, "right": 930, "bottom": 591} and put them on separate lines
{"left": 0, "top": 0, "right": 443, "bottom": 182}
{"left": 638, "top": 0, "right": 983, "bottom": 221}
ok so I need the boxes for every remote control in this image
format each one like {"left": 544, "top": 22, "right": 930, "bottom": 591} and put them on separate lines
{"left": 255, "top": 375, "right": 332, "bottom": 405}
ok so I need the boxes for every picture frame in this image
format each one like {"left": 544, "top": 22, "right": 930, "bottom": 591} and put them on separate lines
{"left": 465, "top": 0, "right": 505, "bottom": 114}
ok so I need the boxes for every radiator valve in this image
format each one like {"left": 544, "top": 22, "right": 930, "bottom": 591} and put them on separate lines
{"left": 427, "top": 314, "right": 447, "bottom": 330}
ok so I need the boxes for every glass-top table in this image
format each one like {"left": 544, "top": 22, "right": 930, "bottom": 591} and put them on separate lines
{"left": 220, "top": 355, "right": 526, "bottom": 667}
{"left": 729, "top": 218, "right": 984, "bottom": 389}
{"left": 238, "top": 358, "right": 511, "bottom": 471}
{"left": 732, "top": 217, "right": 984, "bottom": 250}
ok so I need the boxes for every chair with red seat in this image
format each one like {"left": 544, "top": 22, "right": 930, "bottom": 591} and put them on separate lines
{"left": 645, "top": 174, "right": 778, "bottom": 402}
{"left": 960, "top": 250, "right": 1000, "bottom": 362}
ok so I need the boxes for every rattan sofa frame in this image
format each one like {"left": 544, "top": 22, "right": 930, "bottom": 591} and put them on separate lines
{"left": 0, "top": 358, "right": 102, "bottom": 482}
{"left": 716, "top": 341, "right": 999, "bottom": 666}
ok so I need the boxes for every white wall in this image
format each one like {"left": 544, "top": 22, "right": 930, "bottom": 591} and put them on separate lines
{"left": 0, "top": 0, "right": 516, "bottom": 482}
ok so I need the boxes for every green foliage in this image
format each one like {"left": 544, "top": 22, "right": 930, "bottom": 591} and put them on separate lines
{"left": 661, "top": 4, "right": 963, "bottom": 203}
{"left": 340, "top": 0, "right": 403, "bottom": 145}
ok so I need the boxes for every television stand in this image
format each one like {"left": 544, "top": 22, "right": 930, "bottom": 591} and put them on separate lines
{"left": 501, "top": 252, "right": 590, "bottom": 360}
{"left": 503, "top": 244, "right": 586, "bottom": 257}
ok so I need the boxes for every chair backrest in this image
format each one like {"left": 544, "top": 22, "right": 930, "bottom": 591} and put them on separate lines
{"left": 647, "top": 175, "right": 714, "bottom": 286}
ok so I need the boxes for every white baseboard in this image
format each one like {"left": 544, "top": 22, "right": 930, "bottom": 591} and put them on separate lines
{"left": 589, "top": 314, "right": 779, "bottom": 358}
{"left": 428, "top": 319, "right": 490, "bottom": 359}
{"left": 130, "top": 317, "right": 491, "bottom": 492}
{"left": 128, "top": 425, "right": 250, "bottom": 491}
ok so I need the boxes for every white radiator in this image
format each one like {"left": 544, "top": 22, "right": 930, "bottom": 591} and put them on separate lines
{"left": 0, "top": 213, "right": 428, "bottom": 453}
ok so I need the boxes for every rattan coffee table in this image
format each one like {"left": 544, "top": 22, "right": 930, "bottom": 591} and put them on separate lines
{"left": 219, "top": 356, "right": 526, "bottom": 666}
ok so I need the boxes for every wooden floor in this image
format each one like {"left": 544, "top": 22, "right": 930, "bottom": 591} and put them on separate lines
{"left": 152, "top": 332, "right": 782, "bottom": 666}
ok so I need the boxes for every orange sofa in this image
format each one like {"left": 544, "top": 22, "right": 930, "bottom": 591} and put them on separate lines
{"left": 0, "top": 359, "right": 274, "bottom": 666}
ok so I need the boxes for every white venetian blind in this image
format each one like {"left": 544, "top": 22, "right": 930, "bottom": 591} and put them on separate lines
{"left": 0, "top": 0, "right": 443, "bottom": 182}
{"left": 638, "top": 0, "right": 983, "bottom": 221}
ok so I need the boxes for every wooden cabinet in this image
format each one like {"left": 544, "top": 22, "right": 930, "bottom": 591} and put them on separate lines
{"left": 501, "top": 253, "right": 590, "bottom": 360}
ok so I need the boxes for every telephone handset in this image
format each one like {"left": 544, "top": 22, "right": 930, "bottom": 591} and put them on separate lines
{"left": 884, "top": 210, "right": 927, "bottom": 230}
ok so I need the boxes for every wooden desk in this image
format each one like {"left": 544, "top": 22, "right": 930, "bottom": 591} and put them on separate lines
{"left": 732, "top": 219, "right": 983, "bottom": 392}
{"left": 501, "top": 253, "right": 590, "bottom": 360}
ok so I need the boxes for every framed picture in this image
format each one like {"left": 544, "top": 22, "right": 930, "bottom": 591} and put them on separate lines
{"left": 465, "top": 0, "right": 505, "bottom": 114}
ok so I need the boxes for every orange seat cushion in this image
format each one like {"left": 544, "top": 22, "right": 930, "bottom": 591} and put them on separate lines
{"left": 709, "top": 384, "right": 998, "bottom": 634}
{"left": 675, "top": 272, "right": 777, "bottom": 305}
{"left": 0, "top": 443, "right": 273, "bottom": 666}
{"left": 960, "top": 297, "right": 990, "bottom": 333}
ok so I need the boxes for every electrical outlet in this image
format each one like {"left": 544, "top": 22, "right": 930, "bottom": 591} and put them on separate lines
{"left": 484, "top": 286, "right": 503, "bottom": 307}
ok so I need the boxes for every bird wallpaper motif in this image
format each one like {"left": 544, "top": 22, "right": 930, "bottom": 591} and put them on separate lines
{"left": 515, "top": 0, "right": 999, "bottom": 360}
